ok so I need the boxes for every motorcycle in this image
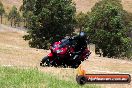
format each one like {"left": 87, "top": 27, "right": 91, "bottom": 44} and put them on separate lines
{"left": 40, "top": 37, "right": 91, "bottom": 68}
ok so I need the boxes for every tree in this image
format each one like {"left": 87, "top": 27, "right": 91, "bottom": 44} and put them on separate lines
{"left": 14, "top": 12, "right": 21, "bottom": 27}
{"left": 8, "top": 6, "right": 21, "bottom": 27}
{"left": 125, "top": 21, "right": 132, "bottom": 59}
{"left": 85, "top": 0, "right": 132, "bottom": 57}
{"left": 0, "top": 1, "right": 5, "bottom": 24}
{"left": 75, "top": 12, "right": 89, "bottom": 33}
{"left": 20, "top": 0, "right": 35, "bottom": 27}
{"left": 23, "top": 0, "right": 76, "bottom": 49}
{"left": 20, "top": 0, "right": 35, "bottom": 12}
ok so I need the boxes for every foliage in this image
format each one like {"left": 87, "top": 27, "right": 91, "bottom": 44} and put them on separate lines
{"left": 23, "top": 0, "right": 76, "bottom": 49}
{"left": 8, "top": 6, "right": 21, "bottom": 27}
{"left": 14, "top": 12, "right": 21, "bottom": 27}
{"left": 75, "top": 12, "right": 89, "bottom": 32}
{"left": 0, "top": 1, "right": 5, "bottom": 24}
{"left": 85, "top": 0, "right": 132, "bottom": 57}
{"left": 20, "top": 0, "right": 35, "bottom": 12}
{"left": 126, "top": 21, "right": 132, "bottom": 38}
{"left": 20, "top": 0, "right": 35, "bottom": 27}
{"left": 125, "top": 21, "right": 132, "bottom": 59}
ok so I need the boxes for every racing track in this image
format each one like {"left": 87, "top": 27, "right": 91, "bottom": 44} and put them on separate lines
{"left": 0, "top": 24, "right": 132, "bottom": 88}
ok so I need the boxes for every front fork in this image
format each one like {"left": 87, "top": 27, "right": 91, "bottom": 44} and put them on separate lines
{"left": 47, "top": 53, "right": 60, "bottom": 65}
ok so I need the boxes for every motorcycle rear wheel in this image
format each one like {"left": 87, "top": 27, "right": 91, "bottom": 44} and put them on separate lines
{"left": 71, "top": 61, "right": 81, "bottom": 68}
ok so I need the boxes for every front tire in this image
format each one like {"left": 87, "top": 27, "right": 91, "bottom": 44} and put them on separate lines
{"left": 40, "top": 56, "right": 50, "bottom": 66}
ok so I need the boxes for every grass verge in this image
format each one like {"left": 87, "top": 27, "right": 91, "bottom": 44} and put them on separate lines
{"left": 0, "top": 67, "right": 99, "bottom": 88}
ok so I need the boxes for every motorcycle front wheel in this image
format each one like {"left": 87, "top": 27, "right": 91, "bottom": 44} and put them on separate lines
{"left": 40, "top": 56, "right": 50, "bottom": 67}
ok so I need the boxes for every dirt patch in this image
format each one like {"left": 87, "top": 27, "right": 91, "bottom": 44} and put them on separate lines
{"left": 1, "top": 0, "right": 132, "bottom": 13}
{"left": 74, "top": 0, "right": 132, "bottom": 13}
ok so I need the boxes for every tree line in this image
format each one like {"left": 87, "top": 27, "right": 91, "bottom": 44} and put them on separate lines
{"left": 0, "top": 1, "right": 29, "bottom": 27}
{"left": 0, "top": 0, "right": 131, "bottom": 58}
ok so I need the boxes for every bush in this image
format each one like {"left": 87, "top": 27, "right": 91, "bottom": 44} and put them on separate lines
{"left": 85, "top": 0, "right": 132, "bottom": 58}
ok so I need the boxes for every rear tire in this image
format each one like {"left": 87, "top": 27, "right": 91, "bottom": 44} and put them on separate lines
{"left": 72, "top": 61, "right": 81, "bottom": 68}
{"left": 40, "top": 56, "right": 50, "bottom": 67}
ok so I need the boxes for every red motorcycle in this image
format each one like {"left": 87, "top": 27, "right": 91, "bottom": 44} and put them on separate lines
{"left": 40, "top": 36, "right": 91, "bottom": 68}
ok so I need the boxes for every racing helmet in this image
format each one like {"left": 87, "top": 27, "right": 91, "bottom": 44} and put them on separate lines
{"left": 79, "top": 32, "right": 86, "bottom": 39}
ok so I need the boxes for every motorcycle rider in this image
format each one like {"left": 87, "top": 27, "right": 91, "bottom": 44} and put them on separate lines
{"left": 71, "top": 32, "right": 88, "bottom": 60}
{"left": 76, "top": 32, "right": 87, "bottom": 52}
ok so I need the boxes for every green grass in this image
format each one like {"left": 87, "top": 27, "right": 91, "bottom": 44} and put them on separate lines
{"left": 0, "top": 67, "right": 99, "bottom": 88}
